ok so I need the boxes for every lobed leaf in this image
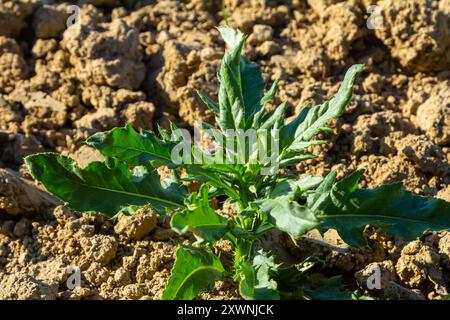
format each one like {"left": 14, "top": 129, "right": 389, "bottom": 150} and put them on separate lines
{"left": 162, "top": 246, "right": 224, "bottom": 300}
{"left": 276, "top": 257, "right": 318, "bottom": 299}
{"left": 313, "top": 169, "right": 450, "bottom": 247}
{"left": 270, "top": 176, "right": 323, "bottom": 199}
{"left": 186, "top": 165, "right": 241, "bottom": 200}
{"left": 255, "top": 196, "right": 319, "bottom": 238}
{"left": 259, "top": 102, "right": 287, "bottom": 130}
{"left": 87, "top": 124, "right": 177, "bottom": 168}
{"left": 280, "top": 64, "right": 364, "bottom": 160}
{"left": 294, "top": 64, "right": 364, "bottom": 142}
{"left": 171, "top": 186, "right": 228, "bottom": 243}
{"left": 304, "top": 276, "right": 355, "bottom": 300}
{"left": 24, "top": 153, "right": 186, "bottom": 217}
{"left": 216, "top": 25, "right": 265, "bottom": 130}
{"left": 240, "top": 56, "right": 266, "bottom": 123}
{"left": 197, "top": 90, "right": 219, "bottom": 114}
{"left": 239, "top": 250, "right": 280, "bottom": 300}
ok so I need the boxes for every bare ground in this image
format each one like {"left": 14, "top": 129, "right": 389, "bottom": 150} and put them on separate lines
{"left": 0, "top": 0, "right": 449, "bottom": 299}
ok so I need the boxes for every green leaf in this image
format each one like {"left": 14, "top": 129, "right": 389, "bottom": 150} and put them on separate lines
{"left": 276, "top": 257, "right": 320, "bottom": 299}
{"left": 187, "top": 166, "right": 241, "bottom": 201}
{"left": 284, "top": 140, "right": 326, "bottom": 154}
{"left": 255, "top": 196, "right": 319, "bottom": 237}
{"left": 217, "top": 25, "right": 265, "bottom": 130}
{"left": 279, "top": 154, "right": 318, "bottom": 168}
{"left": 259, "top": 102, "right": 287, "bottom": 130}
{"left": 218, "top": 63, "right": 243, "bottom": 130}
{"left": 240, "top": 56, "right": 265, "bottom": 123}
{"left": 162, "top": 246, "right": 224, "bottom": 300}
{"left": 279, "top": 102, "right": 311, "bottom": 150}
{"left": 197, "top": 90, "right": 219, "bottom": 114}
{"left": 171, "top": 186, "right": 228, "bottom": 243}
{"left": 24, "top": 153, "right": 186, "bottom": 217}
{"left": 217, "top": 25, "right": 244, "bottom": 49}
{"left": 314, "top": 169, "right": 450, "bottom": 247}
{"left": 87, "top": 124, "right": 177, "bottom": 168}
{"left": 294, "top": 64, "right": 363, "bottom": 142}
{"left": 307, "top": 171, "right": 337, "bottom": 211}
{"left": 252, "top": 80, "right": 278, "bottom": 127}
{"left": 157, "top": 123, "right": 172, "bottom": 141}
{"left": 260, "top": 80, "right": 278, "bottom": 107}
{"left": 270, "top": 176, "right": 323, "bottom": 198}
{"left": 305, "top": 276, "right": 354, "bottom": 300}
{"left": 280, "top": 64, "right": 363, "bottom": 153}
{"left": 239, "top": 250, "right": 280, "bottom": 300}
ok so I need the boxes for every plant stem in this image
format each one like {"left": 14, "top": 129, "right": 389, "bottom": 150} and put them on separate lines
{"left": 233, "top": 238, "right": 254, "bottom": 280}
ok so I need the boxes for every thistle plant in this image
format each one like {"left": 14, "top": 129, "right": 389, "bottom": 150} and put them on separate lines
{"left": 25, "top": 26, "right": 450, "bottom": 300}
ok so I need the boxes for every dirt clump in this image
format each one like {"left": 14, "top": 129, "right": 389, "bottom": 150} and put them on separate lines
{"left": 156, "top": 38, "right": 218, "bottom": 126}
{"left": 0, "top": 0, "right": 33, "bottom": 38}
{"left": 383, "top": 281, "right": 426, "bottom": 300}
{"left": 114, "top": 208, "right": 158, "bottom": 241}
{"left": 285, "top": 228, "right": 390, "bottom": 273}
{"left": 0, "top": 272, "right": 58, "bottom": 300}
{"left": 80, "top": 235, "right": 118, "bottom": 265}
{"left": 355, "top": 260, "right": 396, "bottom": 290}
{"left": 374, "top": 0, "right": 450, "bottom": 72}
{"left": 32, "top": 4, "right": 69, "bottom": 39}
{"left": 0, "top": 131, "right": 43, "bottom": 167}
{"left": 0, "top": 36, "right": 29, "bottom": 94}
{"left": 415, "top": 81, "right": 450, "bottom": 146}
{"left": 396, "top": 238, "right": 448, "bottom": 297}
{"left": 0, "top": 169, "right": 59, "bottom": 215}
{"left": 0, "top": 204, "right": 185, "bottom": 300}
{"left": 396, "top": 135, "right": 450, "bottom": 177}
{"left": 62, "top": 18, "right": 145, "bottom": 90}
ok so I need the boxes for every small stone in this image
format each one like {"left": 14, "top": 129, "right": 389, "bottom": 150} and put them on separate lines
{"left": 151, "top": 227, "right": 175, "bottom": 241}
{"left": 362, "top": 73, "right": 384, "bottom": 94}
{"left": 75, "top": 108, "right": 119, "bottom": 131}
{"left": 248, "top": 25, "right": 273, "bottom": 46}
{"left": 83, "top": 262, "right": 110, "bottom": 286}
{"left": 295, "top": 48, "right": 330, "bottom": 77}
{"left": 121, "top": 101, "right": 155, "bottom": 130}
{"left": 355, "top": 261, "right": 396, "bottom": 290}
{"left": 122, "top": 255, "right": 137, "bottom": 270}
{"left": 437, "top": 186, "right": 450, "bottom": 202}
{"left": 121, "top": 283, "right": 146, "bottom": 299}
{"left": 396, "top": 240, "right": 441, "bottom": 288}
{"left": 114, "top": 267, "right": 131, "bottom": 286}
{"left": 53, "top": 205, "right": 78, "bottom": 223}
{"left": 200, "top": 47, "right": 221, "bottom": 61}
{"left": 257, "top": 41, "right": 280, "bottom": 57}
{"left": 0, "top": 220, "right": 14, "bottom": 236}
{"left": 32, "top": 4, "right": 68, "bottom": 39}
{"left": 416, "top": 85, "right": 450, "bottom": 145}
{"left": 383, "top": 281, "right": 426, "bottom": 300}
{"left": 13, "top": 218, "right": 30, "bottom": 237}
{"left": 156, "top": 31, "right": 171, "bottom": 45}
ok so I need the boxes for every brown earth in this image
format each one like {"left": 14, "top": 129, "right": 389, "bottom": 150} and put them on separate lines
{"left": 0, "top": 0, "right": 449, "bottom": 299}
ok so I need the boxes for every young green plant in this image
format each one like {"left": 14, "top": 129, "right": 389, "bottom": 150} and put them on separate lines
{"left": 25, "top": 26, "right": 450, "bottom": 300}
